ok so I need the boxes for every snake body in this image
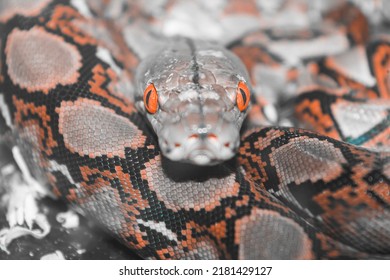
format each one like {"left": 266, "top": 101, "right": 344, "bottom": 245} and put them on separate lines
{"left": 0, "top": 0, "right": 389, "bottom": 259}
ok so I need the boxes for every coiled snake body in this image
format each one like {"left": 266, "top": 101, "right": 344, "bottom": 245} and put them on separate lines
{"left": 0, "top": 0, "right": 389, "bottom": 259}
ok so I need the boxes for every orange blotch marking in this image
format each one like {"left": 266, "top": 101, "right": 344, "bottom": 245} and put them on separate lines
{"left": 76, "top": 164, "right": 151, "bottom": 251}
{"left": 372, "top": 44, "right": 390, "bottom": 99}
{"left": 156, "top": 248, "right": 176, "bottom": 260}
{"left": 12, "top": 96, "right": 58, "bottom": 155}
{"left": 89, "top": 64, "right": 135, "bottom": 114}
{"left": 315, "top": 233, "right": 341, "bottom": 258}
{"left": 46, "top": 5, "right": 97, "bottom": 45}
{"left": 325, "top": 3, "right": 369, "bottom": 45}
{"left": 209, "top": 221, "right": 227, "bottom": 240}
{"left": 295, "top": 98, "right": 340, "bottom": 139}
{"left": 208, "top": 221, "right": 229, "bottom": 258}
{"left": 323, "top": 57, "right": 380, "bottom": 99}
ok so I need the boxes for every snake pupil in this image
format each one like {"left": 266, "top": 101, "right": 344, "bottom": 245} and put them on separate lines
{"left": 240, "top": 88, "right": 247, "bottom": 104}
{"left": 237, "top": 81, "right": 250, "bottom": 111}
{"left": 143, "top": 83, "right": 158, "bottom": 114}
{"left": 145, "top": 90, "right": 152, "bottom": 103}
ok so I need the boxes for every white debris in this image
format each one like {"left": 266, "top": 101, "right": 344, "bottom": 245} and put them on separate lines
{"left": 0, "top": 213, "right": 50, "bottom": 254}
{"left": 40, "top": 250, "right": 65, "bottom": 260}
{"left": 70, "top": 0, "right": 93, "bottom": 18}
{"left": 0, "top": 94, "right": 12, "bottom": 128}
{"left": 330, "top": 46, "right": 376, "bottom": 87}
{"left": 5, "top": 173, "right": 39, "bottom": 229}
{"left": 77, "top": 249, "right": 86, "bottom": 255}
{"left": 1, "top": 164, "right": 16, "bottom": 177}
{"left": 56, "top": 210, "right": 80, "bottom": 229}
{"left": 96, "top": 47, "right": 122, "bottom": 75}
{"left": 263, "top": 104, "right": 278, "bottom": 124}
{"left": 279, "top": 118, "right": 294, "bottom": 127}
{"left": 12, "top": 146, "right": 48, "bottom": 197}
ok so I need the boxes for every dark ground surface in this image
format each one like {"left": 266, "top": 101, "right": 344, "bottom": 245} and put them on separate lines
{"left": 0, "top": 197, "right": 141, "bottom": 260}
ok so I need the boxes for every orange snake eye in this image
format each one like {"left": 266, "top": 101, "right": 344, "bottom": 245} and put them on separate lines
{"left": 236, "top": 81, "right": 250, "bottom": 111}
{"left": 143, "top": 83, "right": 159, "bottom": 114}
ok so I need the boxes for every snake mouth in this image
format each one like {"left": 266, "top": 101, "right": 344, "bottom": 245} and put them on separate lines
{"left": 187, "top": 149, "right": 216, "bottom": 165}
{"left": 159, "top": 130, "right": 240, "bottom": 165}
{"left": 162, "top": 144, "right": 235, "bottom": 166}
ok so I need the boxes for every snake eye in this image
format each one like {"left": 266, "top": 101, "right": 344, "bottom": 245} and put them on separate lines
{"left": 143, "top": 83, "right": 158, "bottom": 114}
{"left": 236, "top": 81, "right": 250, "bottom": 111}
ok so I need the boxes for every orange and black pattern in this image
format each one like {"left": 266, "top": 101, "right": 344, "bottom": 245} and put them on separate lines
{"left": 295, "top": 38, "right": 390, "bottom": 151}
{"left": 0, "top": 0, "right": 389, "bottom": 259}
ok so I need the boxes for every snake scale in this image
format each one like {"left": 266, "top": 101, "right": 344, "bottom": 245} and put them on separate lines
{"left": 0, "top": 0, "right": 389, "bottom": 259}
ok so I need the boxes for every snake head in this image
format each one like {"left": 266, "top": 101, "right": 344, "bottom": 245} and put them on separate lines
{"left": 135, "top": 39, "right": 252, "bottom": 165}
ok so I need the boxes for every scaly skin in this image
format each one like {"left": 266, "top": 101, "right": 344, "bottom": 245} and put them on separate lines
{"left": 0, "top": 0, "right": 389, "bottom": 259}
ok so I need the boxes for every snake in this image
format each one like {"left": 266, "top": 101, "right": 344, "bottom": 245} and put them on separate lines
{"left": 0, "top": 0, "right": 389, "bottom": 259}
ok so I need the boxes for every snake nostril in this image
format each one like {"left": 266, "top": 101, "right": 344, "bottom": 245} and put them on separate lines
{"left": 224, "top": 142, "right": 230, "bottom": 148}
{"left": 174, "top": 143, "right": 181, "bottom": 147}
{"left": 189, "top": 134, "right": 199, "bottom": 139}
